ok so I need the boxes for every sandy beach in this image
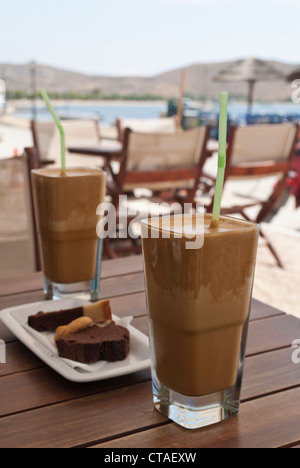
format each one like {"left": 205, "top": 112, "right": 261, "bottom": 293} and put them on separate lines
{"left": 0, "top": 115, "right": 300, "bottom": 319}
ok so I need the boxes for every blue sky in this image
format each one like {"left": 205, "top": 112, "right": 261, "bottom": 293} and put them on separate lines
{"left": 1, "top": 0, "right": 300, "bottom": 76}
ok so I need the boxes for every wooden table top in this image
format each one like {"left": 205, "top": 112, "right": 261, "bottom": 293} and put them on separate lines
{"left": 68, "top": 141, "right": 122, "bottom": 159}
{"left": 0, "top": 255, "right": 300, "bottom": 449}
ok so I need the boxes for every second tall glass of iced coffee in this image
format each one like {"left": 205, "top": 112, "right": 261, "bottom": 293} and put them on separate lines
{"left": 141, "top": 213, "right": 259, "bottom": 430}
{"left": 32, "top": 167, "right": 106, "bottom": 301}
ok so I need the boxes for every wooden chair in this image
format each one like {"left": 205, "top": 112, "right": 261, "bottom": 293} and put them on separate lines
{"left": 105, "top": 126, "right": 210, "bottom": 257}
{"left": 24, "top": 147, "right": 43, "bottom": 271}
{"left": 31, "top": 118, "right": 104, "bottom": 167}
{"left": 116, "top": 116, "right": 180, "bottom": 142}
{"left": 207, "top": 123, "right": 299, "bottom": 268}
{"left": 0, "top": 155, "right": 37, "bottom": 277}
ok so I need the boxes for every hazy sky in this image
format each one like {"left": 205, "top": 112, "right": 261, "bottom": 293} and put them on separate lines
{"left": 1, "top": 0, "right": 300, "bottom": 76}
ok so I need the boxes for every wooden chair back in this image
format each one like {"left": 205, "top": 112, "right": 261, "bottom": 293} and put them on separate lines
{"left": 226, "top": 123, "right": 298, "bottom": 175}
{"left": 31, "top": 118, "right": 101, "bottom": 166}
{"left": 116, "top": 126, "right": 210, "bottom": 195}
{"left": 24, "top": 147, "right": 43, "bottom": 271}
{"left": 224, "top": 122, "right": 299, "bottom": 223}
{"left": 116, "top": 116, "right": 179, "bottom": 142}
{"left": 0, "top": 155, "right": 37, "bottom": 276}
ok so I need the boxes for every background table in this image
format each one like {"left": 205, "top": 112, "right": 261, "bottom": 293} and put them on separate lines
{"left": 0, "top": 255, "right": 300, "bottom": 448}
{"left": 68, "top": 141, "right": 122, "bottom": 160}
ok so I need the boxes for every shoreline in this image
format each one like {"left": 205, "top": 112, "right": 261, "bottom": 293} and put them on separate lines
{"left": 11, "top": 98, "right": 168, "bottom": 109}
{"left": 2, "top": 98, "right": 298, "bottom": 130}
{"left": 7, "top": 97, "right": 295, "bottom": 109}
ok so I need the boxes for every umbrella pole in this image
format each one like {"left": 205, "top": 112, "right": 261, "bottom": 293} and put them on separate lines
{"left": 247, "top": 80, "right": 255, "bottom": 115}
{"left": 177, "top": 69, "right": 186, "bottom": 130}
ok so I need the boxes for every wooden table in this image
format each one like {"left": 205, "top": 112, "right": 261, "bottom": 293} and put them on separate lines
{"left": 68, "top": 141, "right": 122, "bottom": 160}
{"left": 1, "top": 255, "right": 300, "bottom": 449}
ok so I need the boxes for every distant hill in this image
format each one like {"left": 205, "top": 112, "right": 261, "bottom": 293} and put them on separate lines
{"left": 0, "top": 59, "right": 298, "bottom": 101}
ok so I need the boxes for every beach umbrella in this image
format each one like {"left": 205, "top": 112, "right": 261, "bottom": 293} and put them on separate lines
{"left": 213, "top": 57, "right": 285, "bottom": 114}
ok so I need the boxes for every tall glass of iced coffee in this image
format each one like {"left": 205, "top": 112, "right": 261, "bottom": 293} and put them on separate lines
{"left": 31, "top": 167, "right": 106, "bottom": 301}
{"left": 141, "top": 213, "right": 259, "bottom": 429}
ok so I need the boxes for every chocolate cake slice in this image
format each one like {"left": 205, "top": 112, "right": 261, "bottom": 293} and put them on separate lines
{"left": 28, "top": 307, "right": 83, "bottom": 332}
{"left": 55, "top": 322, "right": 130, "bottom": 364}
{"left": 28, "top": 300, "right": 112, "bottom": 332}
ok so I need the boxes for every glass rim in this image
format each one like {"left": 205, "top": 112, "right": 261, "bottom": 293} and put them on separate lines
{"left": 31, "top": 166, "right": 107, "bottom": 177}
{"left": 140, "top": 213, "right": 260, "bottom": 236}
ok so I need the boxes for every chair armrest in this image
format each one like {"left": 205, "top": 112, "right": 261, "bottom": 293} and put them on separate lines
{"left": 40, "top": 159, "right": 55, "bottom": 166}
{"left": 201, "top": 171, "right": 216, "bottom": 183}
{"left": 106, "top": 179, "right": 122, "bottom": 197}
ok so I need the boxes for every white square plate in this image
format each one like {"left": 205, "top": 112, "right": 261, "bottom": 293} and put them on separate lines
{"left": 0, "top": 298, "right": 150, "bottom": 382}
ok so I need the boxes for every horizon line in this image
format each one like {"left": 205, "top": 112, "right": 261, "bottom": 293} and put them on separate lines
{"left": 0, "top": 56, "right": 299, "bottom": 79}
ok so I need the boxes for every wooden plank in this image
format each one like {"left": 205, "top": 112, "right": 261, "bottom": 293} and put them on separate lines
{"left": 242, "top": 347, "right": 299, "bottom": 401}
{"left": 132, "top": 314, "right": 300, "bottom": 358}
{"left": 247, "top": 314, "right": 300, "bottom": 356}
{"left": 93, "top": 387, "right": 300, "bottom": 449}
{"left": 0, "top": 255, "right": 144, "bottom": 298}
{"left": 0, "top": 257, "right": 284, "bottom": 333}
{"left": 99, "top": 273, "right": 145, "bottom": 300}
{"left": 0, "top": 272, "right": 145, "bottom": 306}
{"left": 251, "top": 299, "right": 285, "bottom": 321}
{"left": 0, "top": 290, "right": 45, "bottom": 314}
{"left": 0, "top": 342, "right": 44, "bottom": 377}
{"left": 0, "top": 272, "right": 43, "bottom": 298}
{"left": 100, "top": 255, "right": 143, "bottom": 279}
{"left": 0, "top": 298, "right": 287, "bottom": 379}
{"left": 0, "top": 302, "right": 284, "bottom": 344}
{"left": 2, "top": 377, "right": 299, "bottom": 448}
{"left": 0, "top": 293, "right": 294, "bottom": 352}
{"left": 0, "top": 274, "right": 146, "bottom": 324}
{"left": 0, "top": 259, "right": 297, "bottom": 449}
{"left": 0, "top": 367, "right": 151, "bottom": 419}
{"left": 0, "top": 381, "right": 164, "bottom": 448}
{"left": 0, "top": 334, "right": 297, "bottom": 423}
{"left": 0, "top": 288, "right": 283, "bottom": 343}
{"left": 0, "top": 311, "right": 298, "bottom": 447}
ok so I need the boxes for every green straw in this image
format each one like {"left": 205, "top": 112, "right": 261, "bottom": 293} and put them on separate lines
{"left": 39, "top": 88, "right": 66, "bottom": 174}
{"left": 210, "top": 92, "right": 229, "bottom": 229}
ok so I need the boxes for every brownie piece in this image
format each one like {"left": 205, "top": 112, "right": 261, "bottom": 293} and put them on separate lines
{"left": 28, "top": 307, "right": 83, "bottom": 332}
{"left": 28, "top": 300, "right": 112, "bottom": 332}
{"left": 56, "top": 322, "right": 130, "bottom": 364}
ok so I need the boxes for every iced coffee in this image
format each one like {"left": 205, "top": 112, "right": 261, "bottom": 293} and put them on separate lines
{"left": 141, "top": 214, "right": 259, "bottom": 429}
{"left": 32, "top": 168, "right": 106, "bottom": 299}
